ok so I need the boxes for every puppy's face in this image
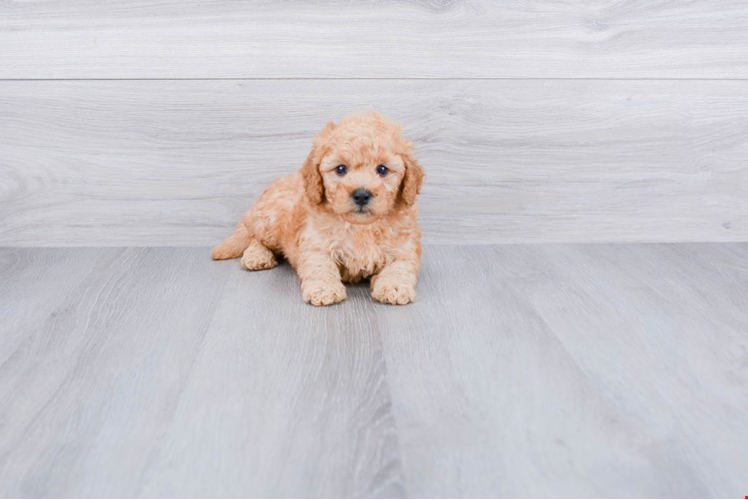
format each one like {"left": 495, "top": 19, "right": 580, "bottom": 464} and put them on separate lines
{"left": 318, "top": 142, "right": 406, "bottom": 223}
{"left": 302, "top": 112, "right": 424, "bottom": 224}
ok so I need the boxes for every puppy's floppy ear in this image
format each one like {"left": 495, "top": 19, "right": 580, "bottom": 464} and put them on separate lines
{"left": 400, "top": 151, "right": 425, "bottom": 206}
{"left": 301, "top": 121, "right": 336, "bottom": 205}
{"left": 301, "top": 146, "right": 324, "bottom": 205}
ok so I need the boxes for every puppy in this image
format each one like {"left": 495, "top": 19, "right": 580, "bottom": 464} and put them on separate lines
{"left": 212, "top": 112, "right": 424, "bottom": 306}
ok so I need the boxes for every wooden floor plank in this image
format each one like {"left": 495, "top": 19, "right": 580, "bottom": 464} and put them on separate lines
{"left": 0, "top": 248, "right": 229, "bottom": 497}
{"left": 377, "top": 244, "right": 748, "bottom": 497}
{"left": 0, "top": 244, "right": 746, "bottom": 497}
{"left": 136, "top": 261, "right": 403, "bottom": 498}
{"left": 1, "top": 0, "right": 747, "bottom": 79}
{"left": 0, "top": 248, "right": 403, "bottom": 498}
{"left": 2, "top": 80, "right": 746, "bottom": 246}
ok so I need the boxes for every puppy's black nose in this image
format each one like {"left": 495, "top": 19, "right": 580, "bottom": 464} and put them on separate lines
{"left": 352, "top": 188, "right": 372, "bottom": 207}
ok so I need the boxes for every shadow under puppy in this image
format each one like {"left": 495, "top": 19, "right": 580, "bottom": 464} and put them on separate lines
{"left": 212, "top": 111, "right": 425, "bottom": 306}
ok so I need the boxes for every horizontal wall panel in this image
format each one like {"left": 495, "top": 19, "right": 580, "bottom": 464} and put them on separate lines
{"left": 1, "top": 1, "right": 748, "bottom": 79}
{"left": 0, "top": 79, "right": 746, "bottom": 246}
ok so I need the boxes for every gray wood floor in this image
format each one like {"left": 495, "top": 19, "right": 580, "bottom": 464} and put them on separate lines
{"left": 2, "top": 80, "right": 747, "bottom": 247}
{"left": 1, "top": 244, "right": 746, "bottom": 498}
{"left": 2, "top": 0, "right": 748, "bottom": 79}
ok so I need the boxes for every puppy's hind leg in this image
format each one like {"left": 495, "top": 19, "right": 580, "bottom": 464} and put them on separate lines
{"left": 212, "top": 219, "right": 278, "bottom": 269}
{"left": 241, "top": 240, "right": 278, "bottom": 271}
{"left": 211, "top": 223, "right": 252, "bottom": 260}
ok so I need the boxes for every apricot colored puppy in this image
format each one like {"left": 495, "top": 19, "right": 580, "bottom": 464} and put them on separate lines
{"left": 212, "top": 112, "right": 425, "bottom": 306}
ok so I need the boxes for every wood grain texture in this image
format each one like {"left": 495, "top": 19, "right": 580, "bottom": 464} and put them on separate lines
{"left": 0, "top": 247, "right": 403, "bottom": 498}
{"left": 1, "top": 79, "right": 746, "bottom": 246}
{"left": 1, "top": 0, "right": 748, "bottom": 79}
{"left": 0, "top": 244, "right": 747, "bottom": 497}
{"left": 378, "top": 244, "right": 748, "bottom": 497}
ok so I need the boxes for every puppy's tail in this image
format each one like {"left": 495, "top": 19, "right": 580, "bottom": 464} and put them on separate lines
{"left": 211, "top": 223, "right": 251, "bottom": 260}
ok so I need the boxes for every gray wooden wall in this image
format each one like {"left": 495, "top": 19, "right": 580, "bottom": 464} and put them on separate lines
{"left": 1, "top": 1, "right": 747, "bottom": 246}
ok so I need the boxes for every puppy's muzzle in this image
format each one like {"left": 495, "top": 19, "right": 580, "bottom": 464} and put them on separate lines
{"left": 352, "top": 188, "right": 373, "bottom": 207}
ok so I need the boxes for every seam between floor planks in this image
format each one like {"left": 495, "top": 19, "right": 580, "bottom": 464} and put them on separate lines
{"left": 1, "top": 245, "right": 747, "bottom": 497}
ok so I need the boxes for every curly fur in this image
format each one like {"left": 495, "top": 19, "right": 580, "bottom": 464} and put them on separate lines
{"left": 212, "top": 111, "right": 424, "bottom": 306}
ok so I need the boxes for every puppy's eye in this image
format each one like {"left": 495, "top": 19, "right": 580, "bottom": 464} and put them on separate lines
{"left": 335, "top": 165, "right": 348, "bottom": 176}
{"left": 376, "top": 164, "right": 389, "bottom": 176}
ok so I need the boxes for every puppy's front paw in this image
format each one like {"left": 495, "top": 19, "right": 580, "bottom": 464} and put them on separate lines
{"left": 371, "top": 279, "right": 415, "bottom": 305}
{"left": 302, "top": 280, "right": 347, "bottom": 306}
